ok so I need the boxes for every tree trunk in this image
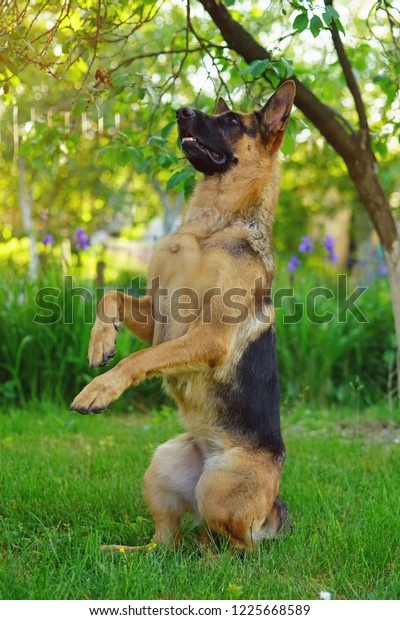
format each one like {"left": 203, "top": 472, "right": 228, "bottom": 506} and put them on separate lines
{"left": 385, "top": 244, "right": 400, "bottom": 401}
{"left": 347, "top": 147, "right": 400, "bottom": 399}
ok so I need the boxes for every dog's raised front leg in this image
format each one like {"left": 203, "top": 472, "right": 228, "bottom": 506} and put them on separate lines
{"left": 88, "top": 291, "right": 154, "bottom": 368}
{"left": 70, "top": 325, "right": 231, "bottom": 414}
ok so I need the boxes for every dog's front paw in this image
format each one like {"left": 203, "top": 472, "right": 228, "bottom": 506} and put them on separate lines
{"left": 70, "top": 369, "right": 127, "bottom": 414}
{"left": 88, "top": 319, "right": 119, "bottom": 368}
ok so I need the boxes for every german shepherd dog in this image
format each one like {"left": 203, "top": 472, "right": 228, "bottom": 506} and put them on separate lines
{"left": 71, "top": 80, "right": 296, "bottom": 552}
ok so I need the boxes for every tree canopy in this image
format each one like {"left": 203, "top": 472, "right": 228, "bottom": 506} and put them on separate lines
{"left": 1, "top": 1, "right": 398, "bottom": 236}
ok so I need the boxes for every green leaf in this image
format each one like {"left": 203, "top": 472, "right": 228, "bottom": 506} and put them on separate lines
{"left": 322, "top": 11, "right": 333, "bottom": 26}
{"left": 281, "top": 132, "right": 296, "bottom": 156}
{"left": 309, "top": 15, "right": 323, "bottom": 38}
{"left": 293, "top": 13, "right": 309, "bottom": 33}
{"left": 322, "top": 5, "right": 345, "bottom": 33}
{"left": 112, "top": 73, "right": 132, "bottom": 87}
{"left": 96, "top": 145, "right": 118, "bottom": 170}
{"left": 109, "top": 84, "right": 126, "bottom": 97}
{"left": 156, "top": 154, "right": 167, "bottom": 167}
{"left": 268, "top": 58, "right": 294, "bottom": 79}
{"left": 217, "top": 57, "right": 229, "bottom": 72}
{"left": 334, "top": 17, "right": 345, "bottom": 34}
{"left": 183, "top": 173, "right": 195, "bottom": 199}
{"left": 248, "top": 59, "right": 270, "bottom": 78}
{"left": 161, "top": 120, "right": 177, "bottom": 140}
{"left": 265, "top": 68, "right": 281, "bottom": 88}
{"left": 72, "top": 97, "right": 88, "bottom": 118}
{"left": 160, "top": 154, "right": 179, "bottom": 168}
{"left": 272, "top": 60, "right": 293, "bottom": 78}
{"left": 0, "top": 48, "right": 20, "bottom": 75}
{"left": 147, "top": 135, "right": 167, "bottom": 148}
{"left": 145, "top": 85, "right": 158, "bottom": 105}
{"left": 166, "top": 170, "right": 191, "bottom": 191}
{"left": 126, "top": 146, "right": 144, "bottom": 168}
{"left": 168, "top": 154, "right": 179, "bottom": 166}
{"left": 373, "top": 141, "right": 388, "bottom": 159}
{"left": 324, "top": 5, "right": 340, "bottom": 21}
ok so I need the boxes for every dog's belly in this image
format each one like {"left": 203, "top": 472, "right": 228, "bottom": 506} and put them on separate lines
{"left": 163, "top": 327, "right": 285, "bottom": 458}
{"left": 163, "top": 371, "right": 217, "bottom": 426}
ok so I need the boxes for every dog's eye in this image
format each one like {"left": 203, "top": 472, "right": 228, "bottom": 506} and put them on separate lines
{"left": 228, "top": 117, "right": 239, "bottom": 126}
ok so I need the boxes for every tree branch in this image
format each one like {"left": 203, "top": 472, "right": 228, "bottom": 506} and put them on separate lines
{"left": 197, "top": 0, "right": 357, "bottom": 162}
{"left": 324, "top": 0, "right": 369, "bottom": 137}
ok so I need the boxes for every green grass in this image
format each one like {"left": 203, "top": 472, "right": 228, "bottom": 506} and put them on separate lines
{"left": 0, "top": 401, "right": 399, "bottom": 600}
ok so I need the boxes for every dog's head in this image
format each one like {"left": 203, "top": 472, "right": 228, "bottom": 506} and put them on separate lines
{"left": 176, "top": 81, "right": 296, "bottom": 175}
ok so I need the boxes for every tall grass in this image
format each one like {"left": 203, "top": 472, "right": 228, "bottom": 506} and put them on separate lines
{"left": 275, "top": 269, "right": 396, "bottom": 407}
{"left": 0, "top": 266, "right": 162, "bottom": 408}
{"left": 0, "top": 264, "right": 396, "bottom": 409}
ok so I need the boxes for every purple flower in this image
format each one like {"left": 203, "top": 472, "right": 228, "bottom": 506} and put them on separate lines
{"left": 324, "top": 235, "right": 335, "bottom": 252}
{"left": 298, "top": 236, "right": 313, "bottom": 253}
{"left": 323, "top": 235, "right": 338, "bottom": 262}
{"left": 378, "top": 262, "right": 387, "bottom": 277}
{"left": 73, "top": 227, "right": 89, "bottom": 251}
{"left": 287, "top": 255, "right": 301, "bottom": 272}
{"left": 42, "top": 233, "right": 54, "bottom": 247}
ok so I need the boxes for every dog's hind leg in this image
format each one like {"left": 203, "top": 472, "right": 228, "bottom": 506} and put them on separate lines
{"left": 196, "top": 447, "right": 284, "bottom": 551}
{"left": 143, "top": 433, "right": 204, "bottom": 547}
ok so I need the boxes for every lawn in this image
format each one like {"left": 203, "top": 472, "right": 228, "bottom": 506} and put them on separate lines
{"left": 0, "top": 401, "right": 399, "bottom": 600}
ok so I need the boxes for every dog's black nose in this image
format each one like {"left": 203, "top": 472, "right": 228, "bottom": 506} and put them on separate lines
{"left": 176, "top": 107, "right": 195, "bottom": 119}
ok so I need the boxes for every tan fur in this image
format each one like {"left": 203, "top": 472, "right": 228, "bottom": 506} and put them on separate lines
{"left": 71, "top": 81, "right": 296, "bottom": 551}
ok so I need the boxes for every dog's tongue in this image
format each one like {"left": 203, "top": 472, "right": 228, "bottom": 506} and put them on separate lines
{"left": 182, "top": 136, "right": 223, "bottom": 160}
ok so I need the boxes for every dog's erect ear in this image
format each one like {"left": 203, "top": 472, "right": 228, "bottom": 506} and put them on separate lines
{"left": 215, "top": 96, "right": 231, "bottom": 115}
{"left": 259, "top": 80, "right": 296, "bottom": 152}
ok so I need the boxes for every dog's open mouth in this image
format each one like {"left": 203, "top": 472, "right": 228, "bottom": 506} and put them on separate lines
{"left": 181, "top": 135, "right": 227, "bottom": 165}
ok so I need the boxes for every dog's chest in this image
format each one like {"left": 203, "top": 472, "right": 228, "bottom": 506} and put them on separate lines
{"left": 149, "top": 229, "right": 238, "bottom": 297}
{"left": 148, "top": 226, "right": 269, "bottom": 346}
{"left": 152, "top": 232, "right": 205, "bottom": 290}
{"left": 148, "top": 231, "right": 222, "bottom": 343}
